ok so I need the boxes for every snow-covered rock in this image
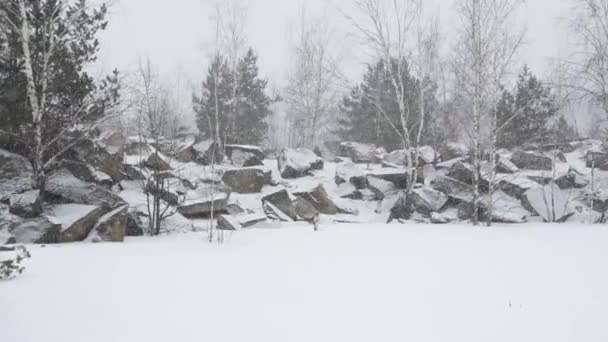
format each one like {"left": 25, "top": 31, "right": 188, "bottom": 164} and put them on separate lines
{"left": 65, "top": 139, "right": 125, "bottom": 183}
{"left": 511, "top": 151, "right": 552, "bottom": 171}
{"left": 411, "top": 187, "right": 449, "bottom": 215}
{"left": 294, "top": 185, "right": 339, "bottom": 215}
{"left": 368, "top": 177, "right": 397, "bottom": 196}
{"left": 0, "top": 149, "right": 34, "bottom": 202}
{"left": 218, "top": 212, "right": 267, "bottom": 230}
{"left": 367, "top": 169, "right": 410, "bottom": 189}
{"left": 556, "top": 170, "right": 589, "bottom": 189}
{"left": 61, "top": 160, "right": 114, "bottom": 187}
{"left": 126, "top": 209, "right": 145, "bottom": 236}
{"left": 335, "top": 161, "right": 368, "bottom": 189}
{"left": 9, "top": 217, "right": 61, "bottom": 244}
{"left": 177, "top": 187, "right": 230, "bottom": 218}
{"left": 486, "top": 191, "right": 530, "bottom": 223}
{"left": 522, "top": 184, "right": 576, "bottom": 222}
{"left": 431, "top": 175, "right": 473, "bottom": 203}
{"left": 262, "top": 190, "right": 298, "bottom": 221}
{"left": 45, "top": 169, "right": 126, "bottom": 210}
{"left": 8, "top": 190, "right": 41, "bottom": 218}
{"left": 294, "top": 196, "right": 319, "bottom": 221}
{"left": 416, "top": 146, "right": 437, "bottom": 164}
{"left": 496, "top": 158, "right": 519, "bottom": 174}
{"left": 222, "top": 167, "right": 266, "bottom": 194}
{"left": 277, "top": 148, "right": 323, "bottom": 179}
{"left": 144, "top": 153, "right": 173, "bottom": 171}
{"left": 46, "top": 204, "right": 106, "bottom": 243}
{"left": 88, "top": 205, "right": 129, "bottom": 242}
{"left": 382, "top": 150, "right": 408, "bottom": 167}
{"left": 0, "top": 230, "right": 16, "bottom": 245}
{"left": 440, "top": 142, "right": 469, "bottom": 161}
{"left": 225, "top": 144, "right": 265, "bottom": 167}
{"left": 192, "top": 140, "right": 223, "bottom": 165}
{"left": 339, "top": 142, "right": 385, "bottom": 164}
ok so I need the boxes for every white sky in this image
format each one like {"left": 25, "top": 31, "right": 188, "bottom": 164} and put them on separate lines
{"left": 96, "top": 0, "right": 574, "bottom": 88}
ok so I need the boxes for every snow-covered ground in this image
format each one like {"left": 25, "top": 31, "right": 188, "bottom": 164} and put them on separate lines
{"left": 2, "top": 223, "right": 608, "bottom": 342}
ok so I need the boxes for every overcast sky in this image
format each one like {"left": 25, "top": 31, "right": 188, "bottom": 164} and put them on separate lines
{"left": 96, "top": 0, "right": 575, "bottom": 88}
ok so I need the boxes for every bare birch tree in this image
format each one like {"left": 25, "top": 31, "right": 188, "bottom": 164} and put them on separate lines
{"left": 453, "top": 0, "right": 524, "bottom": 225}
{"left": 0, "top": 0, "right": 121, "bottom": 190}
{"left": 284, "top": 5, "right": 342, "bottom": 148}
{"left": 132, "top": 59, "right": 177, "bottom": 236}
{"left": 347, "top": 0, "right": 438, "bottom": 196}
{"left": 561, "top": 0, "right": 608, "bottom": 120}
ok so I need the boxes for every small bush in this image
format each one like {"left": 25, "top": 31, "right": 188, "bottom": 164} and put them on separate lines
{"left": 0, "top": 245, "right": 31, "bottom": 280}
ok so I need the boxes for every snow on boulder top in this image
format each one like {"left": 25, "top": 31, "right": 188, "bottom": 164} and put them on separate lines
{"left": 523, "top": 184, "right": 576, "bottom": 222}
{"left": 339, "top": 142, "right": 385, "bottom": 164}
{"left": 46, "top": 204, "right": 100, "bottom": 232}
{"left": 277, "top": 148, "right": 323, "bottom": 178}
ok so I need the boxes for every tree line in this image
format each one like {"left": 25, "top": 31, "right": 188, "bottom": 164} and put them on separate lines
{"left": 1, "top": 0, "right": 607, "bottom": 200}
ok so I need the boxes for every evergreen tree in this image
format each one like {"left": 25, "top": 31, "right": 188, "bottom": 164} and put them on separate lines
{"left": 233, "top": 49, "right": 271, "bottom": 145}
{"left": 496, "top": 66, "right": 562, "bottom": 148}
{"left": 337, "top": 58, "right": 435, "bottom": 151}
{"left": 193, "top": 54, "right": 233, "bottom": 143}
{"left": 193, "top": 49, "right": 271, "bottom": 146}
{"left": 0, "top": 0, "right": 118, "bottom": 155}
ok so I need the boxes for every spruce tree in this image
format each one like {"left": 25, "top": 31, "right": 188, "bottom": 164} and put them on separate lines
{"left": 193, "top": 49, "right": 271, "bottom": 146}
{"left": 337, "top": 58, "right": 435, "bottom": 151}
{"left": 233, "top": 48, "right": 271, "bottom": 145}
{"left": 496, "top": 66, "right": 561, "bottom": 148}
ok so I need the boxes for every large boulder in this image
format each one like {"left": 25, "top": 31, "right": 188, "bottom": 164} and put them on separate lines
{"left": 522, "top": 184, "right": 575, "bottom": 222}
{"left": 45, "top": 169, "right": 126, "bottom": 210}
{"left": 144, "top": 153, "right": 173, "bottom": 172}
{"left": 367, "top": 170, "right": 410, "bottom": 189}
{"left": 60, "top": 160, "right": 114, "bottom": 187}
{"left": 485, "top": 191, "right": 530, "bottom": 223}
{"left": 9, "top": 217, "right": 61, "bottom": 244}
{"left": 192, "top": 140, "right": 223, "bottom": 165}
{"left": 126, "top": 209, "right": 145, "bottom": 236}
{"left": 416, "top": 146, "right": 437, "bottom": 165}
{"left": 217, "top": 213, "right": 267, "bottom": 230}
{"left": 0, "top": 149, "right": 34, "bottom": 202}
{"left": 497, "top": 174, "right": 542, "bottom": 199}
{"left": 447, "top": 161, "right": 489, "bottom": 191}
{"left": 335, "top": 161, "right": 368, "bottom": 189}
{"left": 88, "top": 205, "right": 128, "bottom": 242}
{"left": 145, "top": 179, "right": 181, "bottom": 205}
{"left": 261, "top": 190, "right": 298, "bottom": 221}
{"left": 585, "top": 151, "right": 608, "bottom": 169}
{"left": 294, "top": 196, "right": 319, "bottom": 221}
{"left": 440, "top": 142, "right": 469, "bottom": 161}
{"left": 8, "top": 190, "right": 41, "bottom": 218}
{"left": 46, "top": 204, "right": 106, "bottom": 243}
{"left": 294, "top": 185, "right": 338, "bottom": 215}
{"left": 411, "top": 187, "right": 449, "bottom": 215}
{"left": 222, "top": 168, "right": 265, "bottom": 194}
{"left": 556, "top": 170, "right": 589, "bottom": 189}
{"left": 511, "top": 151, "right": 552, "bottom": 171}
{"left": 177, "top": 186, "right": 230, "bottom": 218}
{"left": 383, "top": 150, "right": 408, "bottom": 168}
{"left": 277, "top": 148, "right": 323, "bottom": 179}
{"left": 65, "top": 138, "right": 124, "bottom": 183}
{"left": 339, "top": 142, "right": 385, "bottom": 164}
{"left": 225, "top": 144, "right": 264, "bottom": 167}
{"left": 496, "top": 158, "right": 519, "bottom": 174}
{"left": 0, "top": 230, "right": 16, "bottom": 245}
{"left": 431, "top": 175, "right": 473, "bottom": 203}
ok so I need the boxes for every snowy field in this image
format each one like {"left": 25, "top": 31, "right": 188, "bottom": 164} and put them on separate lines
{"left": 2, "top": 223, "right": 608, "bottom": 342}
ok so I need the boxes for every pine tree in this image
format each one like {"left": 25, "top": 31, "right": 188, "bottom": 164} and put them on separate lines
{"left": 337, "top": 58, "right": 435, "bottom": 151}
{"left": 233, "top": 48, "right": 271, "bottom": 145}
{"left": 0, "top": 0, "right": 118, "bottom": 156}
{"left": 193, "top": 54, "right": 233, "bottom": 143}
{"left": 193, "top": 49, "right": 271, "bottom": 146}
{"left": 496, "top": 66, "right": 560, "bottom": 148}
